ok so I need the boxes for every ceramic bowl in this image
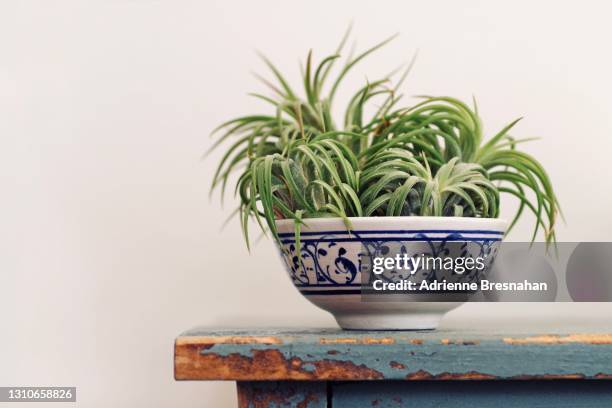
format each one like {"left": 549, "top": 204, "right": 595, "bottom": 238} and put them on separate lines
{"left": 276, "top": 216, "right": 508, "bottom": 330}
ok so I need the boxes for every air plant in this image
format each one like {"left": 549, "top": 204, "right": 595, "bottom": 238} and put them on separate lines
{"left": 209, "top": 30, "right": 560, "bottom": 248}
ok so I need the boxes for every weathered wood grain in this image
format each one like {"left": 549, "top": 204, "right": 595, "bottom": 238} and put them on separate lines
{"left": 174, "top": 328, "right": 612, "bottom": 381}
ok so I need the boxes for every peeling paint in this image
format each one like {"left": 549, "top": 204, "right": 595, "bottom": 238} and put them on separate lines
{"left": 333, "top": 381, "right": 612, "bottom": 406}
{"left": 364, "top": 337, "right": 395, "bottom": 345}
{"left": 405, "top": 370, "right": 497, "bottom": 380}
{"left": 319, "top": 337, "right": 358, "bottom": 344}
{"left": 176, "top": 346, "right": 383, "bottom": 381}
{"left": 176, "top": 335, "right": 282, "bottom": 346}
{"left": 237, "top": 381, "right": 325, "bottom": 408}
{"left": 175, "top": 328, "right": 612, "bottom": 381}
{"left": 504, "top": 334, "right": 612, "bottom": 345}
{"left": 509, "top": 373, "right": 586, "bottom": 380}
{"left": 389, "top": 361, "right": 406, "bottom": 370}
{"left": 441, "top": 339, "right": 480, "bottom": 345}
{"left": 319, "top": 337, "right": 394, "bottom": 345}
{"left": 595, "top": 373, "right": 612, "bottom": 379}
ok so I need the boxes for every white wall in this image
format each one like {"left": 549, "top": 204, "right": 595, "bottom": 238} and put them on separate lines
{"left": 2, "top": 1, "right": 612, "bottom": 406}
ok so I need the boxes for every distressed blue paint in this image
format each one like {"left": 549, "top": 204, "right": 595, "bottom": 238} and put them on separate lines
{"left": 180, "top": 328, "right": 612, "bottom": 380}
{"left": 237, "top": 381, "right": 326, "bottom": 408}
{"left": 332, "top": 381, "right": 612, "bottom": 407}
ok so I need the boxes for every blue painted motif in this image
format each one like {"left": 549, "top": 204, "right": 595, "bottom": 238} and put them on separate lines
{"left": 277, "top": 229, "right": 502, "bottom": 295}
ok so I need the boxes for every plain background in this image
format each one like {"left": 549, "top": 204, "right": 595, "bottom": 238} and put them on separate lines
{"left": 2, "top": 0, "right": 612, "bottom": 406}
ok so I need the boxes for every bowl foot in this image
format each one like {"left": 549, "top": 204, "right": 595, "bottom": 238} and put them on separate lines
{"left": 334, "top": 312, "right": 443, "bottom": 331}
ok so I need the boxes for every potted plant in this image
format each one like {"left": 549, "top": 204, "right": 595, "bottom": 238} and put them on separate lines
{"left": 209, "top": 32, "right": 559, "bottom": 330}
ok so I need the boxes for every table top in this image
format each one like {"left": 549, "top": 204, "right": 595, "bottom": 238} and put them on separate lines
{"left": 174, "top": 327, "right": 612, "bottom": 381}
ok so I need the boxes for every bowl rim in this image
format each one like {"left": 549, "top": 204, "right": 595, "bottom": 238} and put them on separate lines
{"left": 276, "top": 215, "right": 509, "bottom": 223}
{"left": 275, "top": 216, "right": 509, "bottom": 235}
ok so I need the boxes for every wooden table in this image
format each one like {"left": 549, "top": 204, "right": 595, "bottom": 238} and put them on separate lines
{"left": 174, "top": 328, "right": 612, "bottom": 407}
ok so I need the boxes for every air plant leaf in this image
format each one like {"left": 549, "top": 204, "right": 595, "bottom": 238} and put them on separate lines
{"left": 208, "top": 30, "right": 560, "bottom": 247}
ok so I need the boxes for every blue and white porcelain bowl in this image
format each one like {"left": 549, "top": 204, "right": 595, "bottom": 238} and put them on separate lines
{"left": 276, "top": 216, "right": 508, "bottom": 330}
